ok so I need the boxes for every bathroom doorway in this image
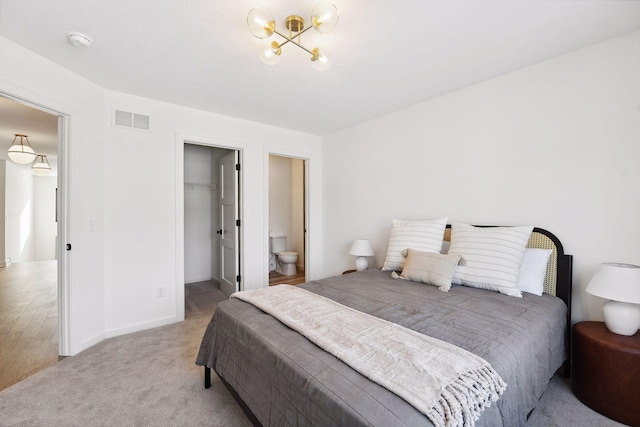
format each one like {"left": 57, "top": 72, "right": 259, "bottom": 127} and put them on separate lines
{"left": 268, "top": 154, "right": 306, "bottom": 286}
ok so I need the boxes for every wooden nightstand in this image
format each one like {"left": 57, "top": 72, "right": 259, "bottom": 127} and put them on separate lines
{"left": 572, "top": 321, "right": 640, "bottom": 427}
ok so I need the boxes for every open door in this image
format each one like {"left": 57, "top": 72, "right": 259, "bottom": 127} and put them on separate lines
{"left": 218, "top": 151, "right": 240, "bottom": 295}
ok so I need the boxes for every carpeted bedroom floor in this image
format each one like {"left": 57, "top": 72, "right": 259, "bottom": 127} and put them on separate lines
{"left": 0, "top": 281, "right": 626, "bottom": 427}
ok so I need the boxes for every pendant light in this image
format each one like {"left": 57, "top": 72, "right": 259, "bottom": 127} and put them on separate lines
{"left": 32, "top": 154, "right": 52, "bottom": 177}
{"left": 8, "top": 133, "right": 36, "bottom": 164}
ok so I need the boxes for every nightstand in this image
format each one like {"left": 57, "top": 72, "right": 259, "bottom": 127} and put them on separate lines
{"left": 572, "top": 321, "right": 640, "bottom": 427}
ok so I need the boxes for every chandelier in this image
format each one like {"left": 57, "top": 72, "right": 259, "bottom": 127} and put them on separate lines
{"left": 247, "top": 2, "right": 339, "bottom": 71}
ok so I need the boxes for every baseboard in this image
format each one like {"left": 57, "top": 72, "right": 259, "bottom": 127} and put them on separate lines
{"left": 79, "top": 331, "right": 107, "bottom": 355}
{"left": 185, "top": 275, "right": 213, "bottom": 284}
{"left": 0, "top": 259, "right": 11, "bottom": 268}
{"left": 104, "top": 315, "right": 179, "bottom": 339}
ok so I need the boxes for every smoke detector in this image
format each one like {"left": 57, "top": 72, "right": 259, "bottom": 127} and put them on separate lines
{"left": 67, "top": 31, "right": 93, "bottom": 48}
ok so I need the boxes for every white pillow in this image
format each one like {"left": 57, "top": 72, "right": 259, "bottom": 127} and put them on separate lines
{"left": 518, "top": 248, "right": 552, "bottom": 296}
{"left": 448, "top": 224, "right": 534, "bottom": 297}
{"left": 381, "top": 218, "right": 448, "bottom": 271}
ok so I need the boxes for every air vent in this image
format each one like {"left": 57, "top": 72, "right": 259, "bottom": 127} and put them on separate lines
{"left": 112, "top": 109, "right": 151, "bottom": 131}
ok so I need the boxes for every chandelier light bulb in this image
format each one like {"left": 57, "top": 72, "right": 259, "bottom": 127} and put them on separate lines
{"left": 311, "top": 48, "right": 332, "bottom": 71}
{"left": 260, "top": 44, "right": 281, "bottom": 65}
{"left": 247, "top": 8, "right": 276, "bottom": 39}
{"left": 311, "top": 2, "right": 339, "bottom": 34}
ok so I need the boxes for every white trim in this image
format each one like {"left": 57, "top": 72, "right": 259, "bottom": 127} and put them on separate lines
{"left": 104, "top": 315, "right": 179, "bottom": 338}
{"left": 0, "top": 82, "right": 74, "bottom": 356}
{"left": 185, "top": 275, "right": 214, "bottom": 284}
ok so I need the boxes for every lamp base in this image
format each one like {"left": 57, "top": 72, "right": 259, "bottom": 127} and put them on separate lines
{"left": 603, "top": 300, "right": 640, "bottom": 336}
{"left": 355, "top": 256, "right": 368, "bottom": 272}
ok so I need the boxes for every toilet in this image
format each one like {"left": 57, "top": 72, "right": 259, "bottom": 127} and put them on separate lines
{"left": 270, "top": 236, "right": 298, "bottom": 276}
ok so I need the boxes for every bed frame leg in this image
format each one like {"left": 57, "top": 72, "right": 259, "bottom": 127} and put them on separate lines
{"left": 204, "top": 366, "right": 211, "bottom": 389}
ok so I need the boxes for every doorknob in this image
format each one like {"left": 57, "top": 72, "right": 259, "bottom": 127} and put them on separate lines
{"left": 216, "top": 229, "right": 223, "bottom": 235}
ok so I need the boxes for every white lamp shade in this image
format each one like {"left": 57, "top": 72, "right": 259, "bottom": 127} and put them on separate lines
{"left": 8, "top": 134, "right": 36, "bottom": 165}
{"left": 586, "top": 263, "right": 640, "bottom": 335}
{"left": 586, "top": 263, "right": 640, "bottom": 304}
{"left": 32, "top": 154, "right": 52, "bottom": 176}
{"left": 349, "top": 239, "right": 374, "bottom": 257}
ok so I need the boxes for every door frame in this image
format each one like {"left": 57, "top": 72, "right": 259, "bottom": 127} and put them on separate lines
{"left": 175, "top": 133, "right": 243, "bottom": 320}
{"left": 265, "top": 151, "right": 310, "bottom": 283}
{"left": 0, "top": 87, "right": 72, "bottom": 356}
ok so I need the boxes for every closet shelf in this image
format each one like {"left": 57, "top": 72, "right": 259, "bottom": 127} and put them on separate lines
{"left": 184, "top": 182, "right": 216, "bottom": 191}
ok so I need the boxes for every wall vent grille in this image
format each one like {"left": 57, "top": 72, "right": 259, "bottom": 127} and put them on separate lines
{"left": 112, "top": 109, "right": 151, "bottom": 131}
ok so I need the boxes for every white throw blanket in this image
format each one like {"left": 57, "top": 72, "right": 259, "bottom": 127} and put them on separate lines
{"left": 231, "top": 285, "right": 506, "bottom": 427}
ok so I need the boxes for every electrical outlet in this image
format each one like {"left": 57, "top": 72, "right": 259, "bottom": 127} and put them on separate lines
{"left": 156, "top": 286, "right": 165, "bottom": 297}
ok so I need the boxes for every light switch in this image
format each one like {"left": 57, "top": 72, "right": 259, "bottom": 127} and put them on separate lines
{"left": 88, "top": 219, "right": 97, "bottom": 232}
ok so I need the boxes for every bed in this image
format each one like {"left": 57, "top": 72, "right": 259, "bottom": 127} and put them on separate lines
{"left": 196, "top": 225, "right": 573, "bottom": 426}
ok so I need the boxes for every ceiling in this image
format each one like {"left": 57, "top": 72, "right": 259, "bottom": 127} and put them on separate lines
{"left": 0, "top": 0, "right": 639, "bottom": 138}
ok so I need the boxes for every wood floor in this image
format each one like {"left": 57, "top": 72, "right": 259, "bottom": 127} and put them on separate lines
{"left": 269, "top": 267, "right": 306, "bottom": 286}
{"left": 0, "top": 260, "right": 59, "bottom": 392}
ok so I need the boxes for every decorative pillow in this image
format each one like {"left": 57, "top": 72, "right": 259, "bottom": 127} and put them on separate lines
{"left": 518, "top": 248, "right": 552, "bottom": 296}
{"left": 394, "top": 249, "right": 462, "bottom": 292}
{"left": 381, "top": 218, "right": 448, "bottom": 271}
{"left": 448, "top": 224, "right": 534, "bottom": 297}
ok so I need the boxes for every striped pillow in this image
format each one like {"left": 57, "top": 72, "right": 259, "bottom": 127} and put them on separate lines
{"left": 381, "top": 218, "right": 448, "bottom": 271}
{"left": 448, "top": 224, "right": 534, "bottom": 297}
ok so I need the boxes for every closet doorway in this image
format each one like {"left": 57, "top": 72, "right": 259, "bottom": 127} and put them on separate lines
{"left": 183, "top": 144, "right": 240, "bottom": 305}
{"left": 268, "top": 154, "right": 307, "bottom": 286}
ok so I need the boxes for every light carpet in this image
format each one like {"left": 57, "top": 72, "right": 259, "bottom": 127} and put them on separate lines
{"left": 0, "top": 281, "right": 627, "bottom": 426}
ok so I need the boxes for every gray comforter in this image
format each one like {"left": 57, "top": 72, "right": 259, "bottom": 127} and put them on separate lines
{"left": 197, "top": 269, "right": 567, "bottom": 426}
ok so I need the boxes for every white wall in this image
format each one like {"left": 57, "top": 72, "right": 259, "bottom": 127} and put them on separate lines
{"left": 33, "top": 176, "right": 57, "bottom": 261}
{"left": 269, "top": 155, "right": 293, "bottom": 239}
{"left": 0, "top": 161, "right": 6, "bottom": 266}
{"left": 104, "top": 91, "right": 323, "bottom": 336}
{"left": 291, "top": 158, "right": 305, "bottom": 267}
{"left": 322, "top": 31, "right": 640, "bottom": 324}
{"left": 4, "top": 161, "right": 34, "bottom": 263}
{"left": 3, "top": 164, "right": 57, "bottom": 263}
{"left": 184, "top": 144, "right": 213, "bottom": 283}
{"left": 0, "top": 35, "right": 106, "bottom": 354}
{"left": 0, "top": 35, "right": 322, "bottom": 351}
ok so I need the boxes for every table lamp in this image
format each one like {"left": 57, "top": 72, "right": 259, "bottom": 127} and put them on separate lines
{"left": 349, "top": 239, "right": 375, "bottom": 271}
{"left": 585, "top": 263, "right": 640, "bottom": 336}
